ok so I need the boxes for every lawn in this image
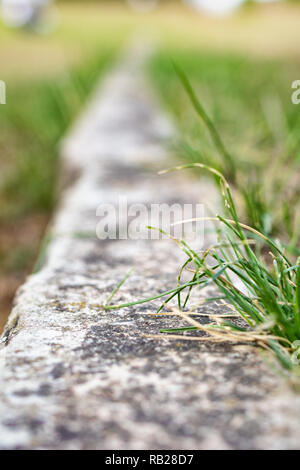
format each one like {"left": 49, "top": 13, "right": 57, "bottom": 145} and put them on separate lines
{"left": 0, "top": 1, "right": 299, "bottom": 338}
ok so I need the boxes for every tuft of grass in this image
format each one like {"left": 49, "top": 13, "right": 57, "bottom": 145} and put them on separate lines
{"left": 158, "top": 163, "right": 300, "bottom": 370}
{"left": 103, "top": 163, "right": 300, "bottom": 370}
{"left": 102, "top": 61, "right": 300, "bottom": 369}
{"left": 97, "top": 55, "right": 300, "bottom": 371}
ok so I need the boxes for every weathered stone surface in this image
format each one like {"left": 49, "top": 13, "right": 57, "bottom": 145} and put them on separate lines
{"left": 1, "top": 49, "right": 300, "bottom": 450}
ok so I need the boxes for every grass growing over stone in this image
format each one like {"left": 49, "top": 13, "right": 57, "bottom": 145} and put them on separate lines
{"left": 161, "top": 67, "right": 300, "bottom": 369}
{"left": 104, "top": 163, "right": 300, "bottom": 370}
{"left": 158, "top": 163, "right": 300, "bottom": 371}
{"left": 104, "top": 60, "right": 300, "bottom": 370}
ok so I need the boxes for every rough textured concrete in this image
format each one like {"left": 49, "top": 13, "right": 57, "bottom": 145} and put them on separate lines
{"left": 1, "top": 49, "right": 300, "bottom": 450}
